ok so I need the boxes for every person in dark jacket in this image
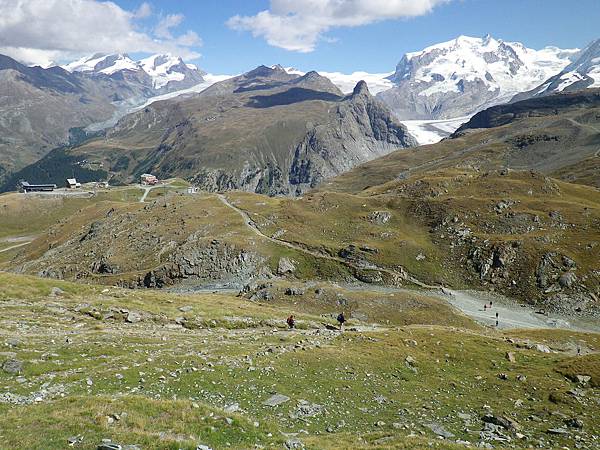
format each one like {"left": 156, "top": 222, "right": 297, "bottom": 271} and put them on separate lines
{"left": 337, "top": 312, "right": 346, "bottom": 330}
{"left": 286, "top": 315, "right": 295, "bottom": 329}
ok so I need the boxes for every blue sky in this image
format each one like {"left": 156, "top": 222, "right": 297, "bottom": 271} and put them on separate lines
{"left": 120, "top": 0, "right": 600, "bottom": 74}
{"left": 1, "top": 0, "right": 599, "bottom": 72}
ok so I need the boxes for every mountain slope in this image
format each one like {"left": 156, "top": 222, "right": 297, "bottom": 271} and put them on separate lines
{"left": 377, "top": 35, "right": 576, "bottom": 120}
{"left": 514, "top": 39, "right": 600, "bottom": 100}
{"left": 325, "top": 89, "right": 600, "bottom": 193}
{"left": 0, "top": 55, "right": 118, "bottom": 182}
{"left": 9, "top": 65, "right": 415, "bottom": 195}
{"left": 0, "top": 53, "right": 210, "bottom": 185}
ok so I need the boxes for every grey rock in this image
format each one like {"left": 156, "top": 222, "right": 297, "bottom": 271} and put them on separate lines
{"left": 224, "top": 403, "right": 241, "bottom": 413}
{"left": 285, "top": 287, "right": 305, "bottom": 296}
{"left": 533, "top": 343, "right": 551, "bottom": 353}
{"left": 5, "top": 338, "right": 20, "bottom": 348}
{"left": 277, "top": 258, "right": 296, "bottom": 275}
{"left": 425, "top": 422, "right": 455, "bottom": 438}
{"left": 262, "top": 393, "right": 290, "bottom": 407}
{"left": 290, "top": 400, "right": 324, "bottom": 419}
{"left": 565, "top": 418, "right": 583, "bottom": 429}
{"left": 50, "top": 287, "right": 65, "bottom": 297}
{"left": 2, "top": 358, "right": 24, "bottom": 375}
{"left": 482, "top": 414, "right": 521, "bottom": 431}
{"left": 547, "top": 427, "right": 569, "bottom": 435}
{"left": 284, "top": 438, "right": 304, "bottom": 449}
{"left": 559, "top": 272, "right": 577, "bottom": 288}
{"left": 368, "top": 211, "right": 392, "bottom": 225}
{"left": 126, "top": 311, "right": 142, "bottom": 323}
{"left": 576, "top": 375, "right": 591, "bottom": 385}
{"left": 67, "top": 435, "right": 82, "bottom": 445}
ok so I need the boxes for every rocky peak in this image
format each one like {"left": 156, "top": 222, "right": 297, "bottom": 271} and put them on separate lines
{"left": 292, "top": 71, "right": 344, "bottom": 96}
{"left": 245, "top": 65, "right": 282, "bottom": 78}
{"left": 351, "top": 80, "right": 370, "bottom": 98}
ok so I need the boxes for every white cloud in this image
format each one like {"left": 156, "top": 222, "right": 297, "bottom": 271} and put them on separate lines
{"left": 228, "top": 0, "right": 452, "bottom": 52}
{"left": 134, "top": 2, "right": 153, "bottom": 19}
{"left": 0, "top": 0, "right": 202, "bottom": 66}
{"left": 155, "top": 13, "right": 184, "bottom": 39}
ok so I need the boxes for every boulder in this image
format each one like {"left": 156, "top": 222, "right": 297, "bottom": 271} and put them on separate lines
{"left": 482, "top": 414, "right": 521, "bottom": 431}
{"left": 2, "top": 358, "right": 23, "bottom": 375}
{"left": 126, "top": 311, "right": 142, "bottom": 323}
{"left": 262, "top": 393, "right": 290, "bottom": 407}
{"left": 425, "top": 422, "right": 455, "bottom": 438}
{"left": 558, "top": 272, "right": 577, "bottom": 288}
{"left": 277, "top": 258, "right": 296, "bottom": 275}
{"left": 50, "top": 287, "right": 65, "bottom": 297}
{"left": 368, "top": 211, "right": 392, "bottom": 225}
{"left": 285, "top": 287, "right": 305, "bottom": 296}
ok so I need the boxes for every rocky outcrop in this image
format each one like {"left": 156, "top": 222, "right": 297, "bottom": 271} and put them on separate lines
{"left": 139, "top": 240, "right": 267, "bottom": 289}
{"left": 287, "top": 82, "right": 415, "bottom": 194}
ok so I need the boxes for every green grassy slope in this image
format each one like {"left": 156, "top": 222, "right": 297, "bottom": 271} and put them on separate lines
{"left": 1, "top": 272, "right": 599, "bottom": 449}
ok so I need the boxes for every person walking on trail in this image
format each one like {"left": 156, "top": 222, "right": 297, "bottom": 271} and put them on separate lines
{"left": 287, "top": 315, "right": 295, "bottom": 329}
{"left": 337, "top": 312, "right": 346, "bottom": 330}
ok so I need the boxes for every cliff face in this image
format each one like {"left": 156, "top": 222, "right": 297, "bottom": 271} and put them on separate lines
{"left": 20, "top": 67, "right": 415, "bottom": 195}
{"left": 287, "top": 81, "right": 415, "bottom": 194}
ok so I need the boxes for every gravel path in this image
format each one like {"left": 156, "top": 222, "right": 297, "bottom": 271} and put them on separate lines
{"left": 441, "top": 289, "right": 600, "bottom": 332}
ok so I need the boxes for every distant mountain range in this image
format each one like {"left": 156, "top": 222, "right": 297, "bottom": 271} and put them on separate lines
{"left": 0, "top": 52, "right": 207, "bottom": 184}
{"left": 2, "top": 65, "right": 415, "bottom": 195}
{"left": 1, "top": 34, "right": 600, "bottom": 189}
{"left": 63, "top": 53, "right": 206, "bottom": 94}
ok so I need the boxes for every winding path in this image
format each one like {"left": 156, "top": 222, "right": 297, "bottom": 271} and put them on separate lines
{"left": 139, "top": 186, "right": 153, "bottom": 203}
{"left": 139, "top": 180, "right": 178, "bottom": 203}
{"left": 0, "top": 241, "right": 31, "bottom": 254}
{"left": 216, "top": 194, "right": 435, "bottom": 289}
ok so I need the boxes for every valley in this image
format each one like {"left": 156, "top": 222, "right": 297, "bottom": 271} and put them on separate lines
{"left": 1, "top": 19, "right": 600, "bottom": 450}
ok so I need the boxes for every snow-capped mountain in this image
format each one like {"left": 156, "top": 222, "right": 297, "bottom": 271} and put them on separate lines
{"left": 139, "top": 54, "right": 205, "bottom": 91}
{"left": 377, "top": 35, "right": 578, "bottom": 120}
{"left": 514, "top": 38, "right": 600, "bottom": 99}
{"left": 63, "top": 53, "right": 140, "bottom": 75}
{"left": 63, "top": 53, "right": 205, "bottom": 95}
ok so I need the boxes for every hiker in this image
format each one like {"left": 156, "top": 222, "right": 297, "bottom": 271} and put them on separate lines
{"left": 495, "top": 312, "right": 499, "bottom": 319}
{"left": 286, "top": 315, "right": 295, "bottom": 329}
{"left": 337, "top": 312, "right": 346, "bottom": 330}
{"left": 490, "top": 301, "right": 493, "bottom": 308}
{"left": 484, "top": 304, "right": 487, "bottom": 311}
